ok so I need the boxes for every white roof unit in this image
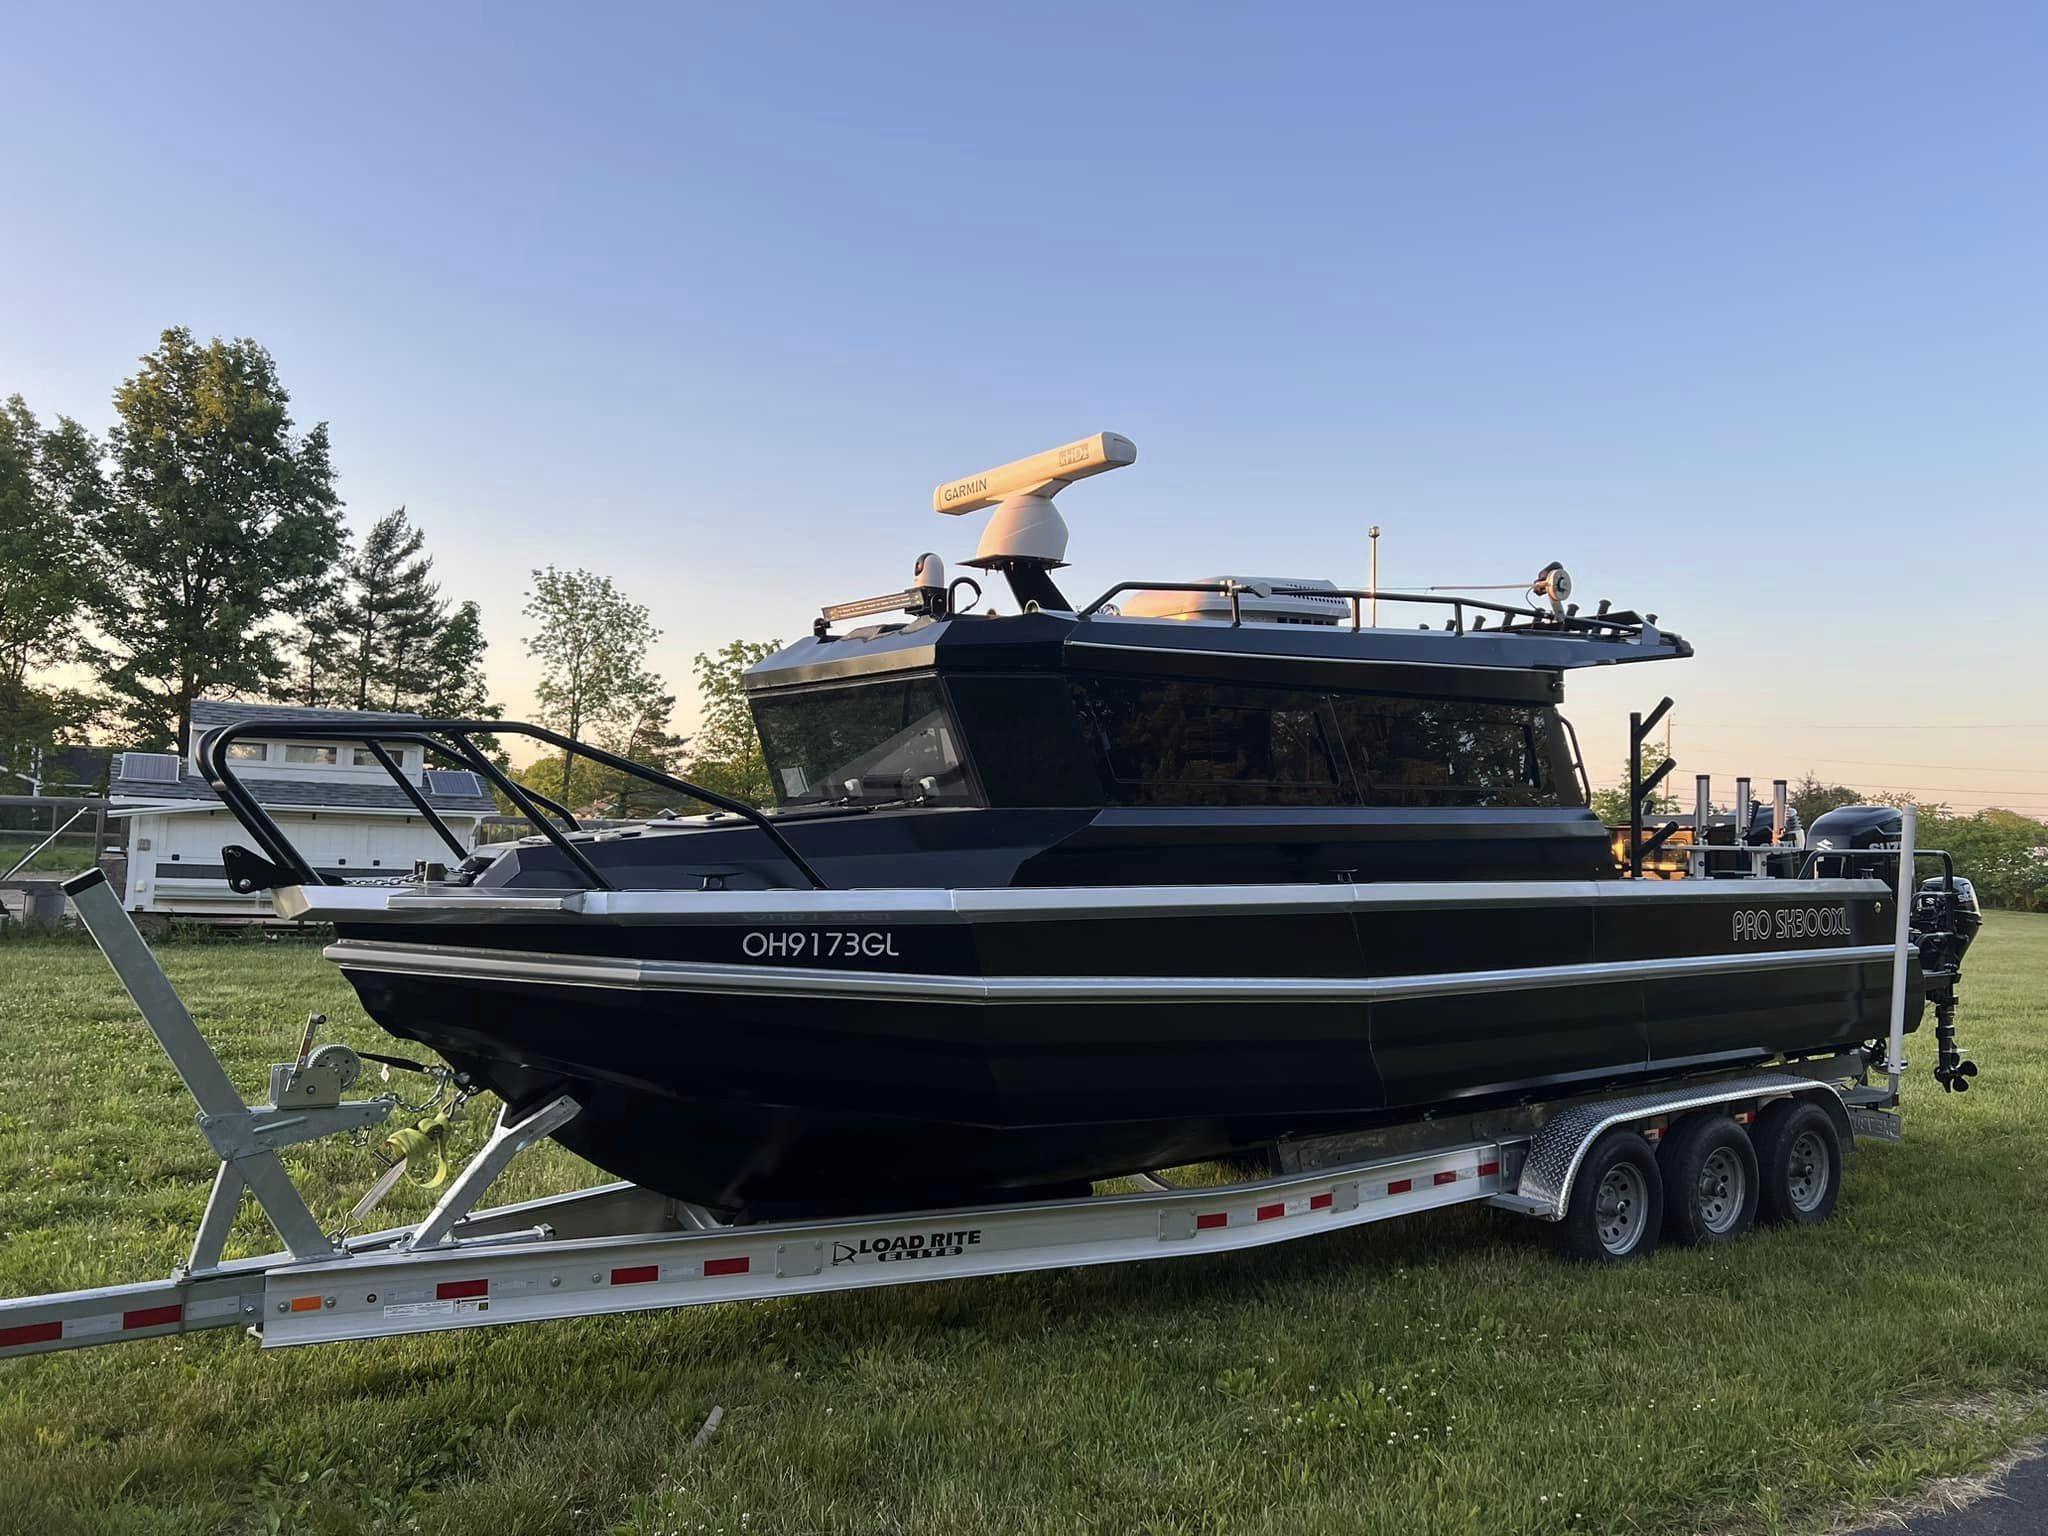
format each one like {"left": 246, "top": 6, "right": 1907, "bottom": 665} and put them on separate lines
{"left": 1117, "top": 578, "right": 1350, "bottom": 627}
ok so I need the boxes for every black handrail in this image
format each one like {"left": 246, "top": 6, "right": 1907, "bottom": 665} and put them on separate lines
{"left": 197, "top": 717, "right": 829, "bottom": 891}
{"left": 1077, "top": 579, "right": 1647, "bottom": 637}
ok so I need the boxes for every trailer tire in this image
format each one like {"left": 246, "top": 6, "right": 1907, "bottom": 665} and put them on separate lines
{"left": 1659, "top": 1114, "right": 1759, "bottom": 1247}
{"left": 1753, "top": 1099, "right": 1842, "bottom": 1227}
{"left": 1553, "top": 1130, "right": 1664, "bottom": 1263}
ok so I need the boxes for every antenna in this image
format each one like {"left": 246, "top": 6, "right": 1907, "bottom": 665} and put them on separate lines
{"left": 932, "top": 432, "right": 1136, "bottom": 609}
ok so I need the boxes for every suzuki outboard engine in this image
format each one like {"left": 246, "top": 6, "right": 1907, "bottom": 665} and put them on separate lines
{"left": 1808, "top": 804, "right": 1981, "bottom": 1091}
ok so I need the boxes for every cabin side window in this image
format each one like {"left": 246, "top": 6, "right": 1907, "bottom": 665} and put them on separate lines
{"left": 1074, "top": 679, "right": 1355, "bottom": 806}
{"left": 752, "top": 678, "right": 977, "bottom": 808}
{"left": 1327, "top": 695, "right": 1567, "bottom": 807}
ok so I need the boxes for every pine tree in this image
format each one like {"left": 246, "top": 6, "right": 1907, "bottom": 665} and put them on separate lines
{"left": 331, "top": 509, "right": 443, "bottom": 711}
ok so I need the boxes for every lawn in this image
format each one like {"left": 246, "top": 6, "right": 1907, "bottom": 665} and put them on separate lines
{"left": 0, "top": 915, "right": 2044, "bottom": 1536}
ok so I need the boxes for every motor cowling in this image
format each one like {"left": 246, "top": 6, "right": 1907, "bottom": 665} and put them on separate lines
{"left": 1804, "top": 804, "right": 1904, "bottom": 878}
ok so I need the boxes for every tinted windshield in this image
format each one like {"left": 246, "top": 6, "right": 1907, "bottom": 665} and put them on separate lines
{"left": 751, "top": 679, "right": 976, "bottom": 807}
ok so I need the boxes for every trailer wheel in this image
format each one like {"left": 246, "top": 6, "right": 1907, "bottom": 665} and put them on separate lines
{"left": 1753, "top": 1099, "right": 1842, "bottom": 1226}
{"left": 1554, "top": 1130, "right": 1664, "bottom": 1263}
{"left": 1659, "top": 1114, "right": 1759, "bottom": 1246}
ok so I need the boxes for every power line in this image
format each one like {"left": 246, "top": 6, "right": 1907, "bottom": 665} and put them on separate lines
{"left": 1682, "top": 722, "right": 2048, "bottom": 731}
{"left": 1759, "top": 756, "right": 2048, "bottom": 775}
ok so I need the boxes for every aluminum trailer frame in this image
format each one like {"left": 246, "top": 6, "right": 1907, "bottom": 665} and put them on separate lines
{"left": 0, "top": 854, "right": 1916, "bottom": 1360}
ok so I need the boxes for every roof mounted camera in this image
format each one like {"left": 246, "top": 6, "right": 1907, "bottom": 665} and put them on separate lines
{"left": 933, "top": 432, "right": 1137, "bottom": 610}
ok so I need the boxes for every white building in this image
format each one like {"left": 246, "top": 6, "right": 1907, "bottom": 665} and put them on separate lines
{"left": 108, "top": 700, "right": 497, "bottom": 920}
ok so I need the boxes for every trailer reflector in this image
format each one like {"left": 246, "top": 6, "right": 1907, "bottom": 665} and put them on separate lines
{"left": 1477, "top": 1161, "right": 1500, "bottom": 1177}
{"left": 1256, "top": 1202, "right": 1286, "bottom": 1222}
{"left": 1309, "top": 1192, "right": 1334, "bottom": 1211}
{"left": 611, "top": 1264, "right": 660, "bottom": 1286}
{"left": 1387, "top": 1178, "right": 1412, "bottom": 1195}
{"left": 288, "top": 1295, "right": 323, "bottom": 1313}
{"left": 123, "top": 1303, "right": 183, "bottom": 1330}
{"left": 1195, "top": 1212, "right": 1228, "bottom": 1231}
{"left": 1433, "top": 1170, "right": 1458, "bottom": 1186}
{"left": 0, "top": 1320, "right": 63, "bottom": 1349}
{"left": 703, "top": 1256, "right": 750, "bottom": 1277}
{"left": 435, "top": 1279, "right": 488, "bottom": 1301}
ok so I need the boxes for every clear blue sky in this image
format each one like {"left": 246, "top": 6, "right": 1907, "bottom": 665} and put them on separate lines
{"left": 5, "top": 5, "right": 2044, "bottom": 809}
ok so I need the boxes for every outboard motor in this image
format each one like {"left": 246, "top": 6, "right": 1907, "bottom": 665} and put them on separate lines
{"left": 1915, "top": 873, "right": 1982, "bottom": 1092}
{"left": 1804, "top": 804, "right": 1904, "bottom": 876}
{"left": 1808, "top": 805, "right": 1980, "bottom": 1092}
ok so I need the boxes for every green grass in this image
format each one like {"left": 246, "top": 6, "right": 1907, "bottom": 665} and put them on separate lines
{"left": 1, "top": 917, "right": 2045, "bottom": 1536}
{"left": 0, "top": 836, "right": 97, "bottom": 875}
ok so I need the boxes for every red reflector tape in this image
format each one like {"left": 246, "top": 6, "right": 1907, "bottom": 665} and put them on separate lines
{"left": 0, "top": 1320, "right": 63, "bottom": 1349}
{"left": 436, "top": 1279, "right": 488, "bottom": 1301}
{"left": 703, "top": 1256, "right": 750, "bottom": 1277}
{"left": 1433, "top": 1170, "right": 1458, "bottom": 1186}
{"left": 1477, "top": 1161, "right": 1500, "bottom": 1177}
{"left": 611, "top": 1265, "right": 659, "bottom": 1286}
{"left": 1256, "top": 1202, "right": 1286, "bottom": 1222}
{"left": 1195, "top": 1212, "right": 1228, "bottom": 1231}
{"left": 1309, "top": 1192, "right": 1334, "bottom": 1211}
{"left": 1386, "top": 1178, "right": 1412, "bottom": 1195}
{"left": 123, "top": 1304, "right": 183, "bottom": 1330}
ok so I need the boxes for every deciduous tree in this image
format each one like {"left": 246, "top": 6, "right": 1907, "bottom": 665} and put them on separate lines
{"left": 685, "top": 638, "right": 780, "bottom": 806}
{"left": 87, "top": 328, "right": 343, "bottom": 749}
{"left": 0, "top": 396, "right": 107, "bottom": 776}
{"left": 522, "top": 566, "right": 664, "bottom": 800}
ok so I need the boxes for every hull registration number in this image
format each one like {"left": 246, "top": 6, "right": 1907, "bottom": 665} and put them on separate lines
{"left": 742, "top": 929, "right": 899, "bottom": 960}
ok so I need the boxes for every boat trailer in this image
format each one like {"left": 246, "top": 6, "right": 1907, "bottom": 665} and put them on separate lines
{"left": 1, "top": 827, "right": 1941, "bottom": 1359}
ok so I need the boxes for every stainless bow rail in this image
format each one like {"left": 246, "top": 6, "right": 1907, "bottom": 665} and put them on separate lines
{"left": 196, "top": 716, "right": 828, "bottom": 893}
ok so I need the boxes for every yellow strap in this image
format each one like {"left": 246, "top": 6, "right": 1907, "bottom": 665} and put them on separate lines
{"left": 379, "top": 1113, "right": 452, "bottom": 1189}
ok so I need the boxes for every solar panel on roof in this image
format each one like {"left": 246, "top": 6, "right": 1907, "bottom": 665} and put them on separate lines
{"left": 423, "top": 770, "right": 487, "bottom": 798}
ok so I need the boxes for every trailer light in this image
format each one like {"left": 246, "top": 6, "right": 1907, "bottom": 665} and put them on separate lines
{"left": 1733, "top": 1110, "right": 1756, "bottom": 1125}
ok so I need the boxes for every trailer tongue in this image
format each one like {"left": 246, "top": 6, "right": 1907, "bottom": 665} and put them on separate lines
{"left": 0, "top": 813, "right": 1978, "bottom": 1359}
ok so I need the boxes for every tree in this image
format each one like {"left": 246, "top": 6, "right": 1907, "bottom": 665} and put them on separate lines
{"left": 274, "top": 512, "right": 498, "bottom": 725}
{"left": 1789, "top": 773, "right": 1864, "bottom": 828}
{"left": 87, "top": 328, "right": 344, "bottom": 750}
{"left": 327, "top": 508, "right": 445, "bottom": 710}
{"left": 421, "top": 601, "right": 494, "bottom": 718}
{"left": 1589, "top": 744, "right": 1677, "bottom": 825}
{"left": 0, "top": 396, "right": 106, "bottom": 776}
{"left": 684, "top": 638, "right": 780, "bottom": 806}
{"left": 522, "top": 567, "right": 664, "bottom": 799}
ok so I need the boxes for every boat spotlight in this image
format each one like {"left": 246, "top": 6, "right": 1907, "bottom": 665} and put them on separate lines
{"left": 1533, "top": 561, "right": 1573, "bottom": 618}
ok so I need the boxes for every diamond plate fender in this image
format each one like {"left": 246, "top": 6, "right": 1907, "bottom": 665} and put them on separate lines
{"left": 1512, "top": 1072, "right": 1852, "bottom": 1221}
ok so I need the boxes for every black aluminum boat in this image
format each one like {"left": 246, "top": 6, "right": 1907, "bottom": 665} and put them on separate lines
{"left": 203, "top": 434, "right": 1977, "bottom": 1218}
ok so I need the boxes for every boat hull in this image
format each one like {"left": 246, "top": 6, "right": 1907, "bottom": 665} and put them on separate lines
{"left": 321, "top": 877, "right": 1917, "bottom": 1217}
